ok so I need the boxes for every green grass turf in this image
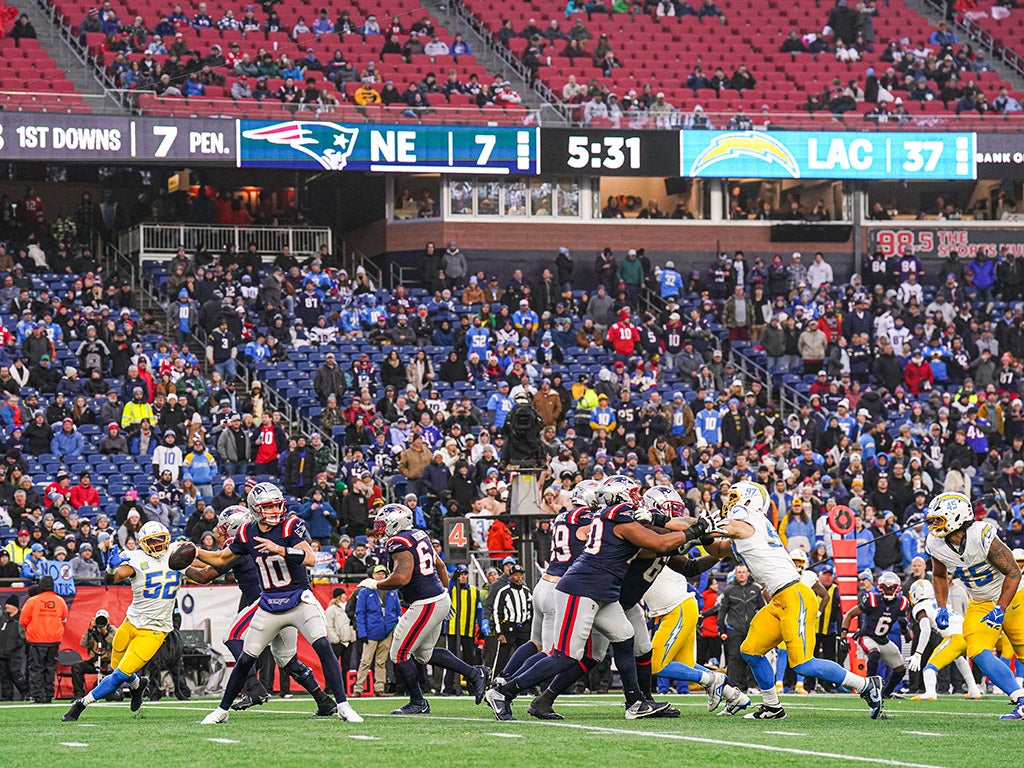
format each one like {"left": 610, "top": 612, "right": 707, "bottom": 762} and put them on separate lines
{"left": 0, "top": 693, "right": 1018, "bottom": 768}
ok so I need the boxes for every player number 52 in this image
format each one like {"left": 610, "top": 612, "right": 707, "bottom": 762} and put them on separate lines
{"left": 142, "top": 570, "right": 181, "bottom": 598}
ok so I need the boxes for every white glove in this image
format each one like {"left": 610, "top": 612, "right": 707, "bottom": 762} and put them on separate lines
{"left": 633, "top": 507, "right": 653, "bottom": 524}
{"left": 358, "top": 578, "right": 378, "bottom": 590}
{"left": 906, "top": 652, "right": 922, "bottom": 672}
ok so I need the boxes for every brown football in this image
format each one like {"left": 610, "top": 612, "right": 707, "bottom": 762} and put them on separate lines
{"left": 168, "top": 541, "right": 198, "bottom": 571}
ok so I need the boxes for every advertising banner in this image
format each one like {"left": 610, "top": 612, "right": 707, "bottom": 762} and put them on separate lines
{"left": 867, "top": 226, "right": 1024, "bottom": 259}
{"left": 239, "top": 120, "right": 538, "bottom": 174}
{"left": 680, "top": 130, "right": 976, "bottom": 180}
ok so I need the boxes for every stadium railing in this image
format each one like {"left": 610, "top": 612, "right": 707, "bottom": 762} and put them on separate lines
{"left": 122, "top": 223, "right": 332, "bottom": 264}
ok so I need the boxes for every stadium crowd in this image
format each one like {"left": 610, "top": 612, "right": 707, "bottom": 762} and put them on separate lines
{"left": 0, "top": 184, "right": 1022, "bottom": 701}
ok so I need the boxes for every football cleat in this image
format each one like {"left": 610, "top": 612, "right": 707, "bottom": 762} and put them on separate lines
{"left": 472, "top": 666, "right": 489, "bottom": 705}
{"left": 744, "top": 704, "right": 786, "bottom": 719}
{"left": 527, "top": 696, "right": 564, "bottom": 720}
{"left": 625, "top": 700, "right": 671, "bottom": 720}
{"left": 1000, "top": 701, "right": 1024, "bottom": 720}
{"left": 484, "top": 688, "right": 515, "bottom": 721}
{"left": 795, "top": 682, "right": 808, "bottom": 695}
{"left": 966, "top": 691, "right": 983, "bottom": 700}
{"left": 860, "top": 675, "right": 885, "bottom": 719}
{"left": 130, "top": 676, "right": 148, "bottom": 713}
{"left": 231, "top": 691, "right": 271, "bottom": 711}
{"left": 391, "top": 700, "right": 431, "bottom": 715}
{"left": 706, "top": 671, "right": 727, "bottom": 712}
{"left": 720, "top": 691, "right": 753, "bottom": 716}
{"left": 911, "top": 694, "right": 936, "bottom": 702}
{"left": 201, "top": 708, "right": 229, "bottom": 724}
{"left": 61, "top": 700, "right": 86, "bottom": 722}
{"left": 313, "top": 690, "right": 338, "bottom": 716}
{"left": 337, "top": 702, "right": 364, "bottom": 723}
{"left": 648, "top": 701, "right": 681, "bottom": 718}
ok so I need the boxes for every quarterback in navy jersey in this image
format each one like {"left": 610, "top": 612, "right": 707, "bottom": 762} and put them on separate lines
{"left": 360, "top": 503, "right": 487, "bottom": 715}
{"left": 186, "top": 506, "right": 337, "bottom": 715}
{"left": 195, "top": 483, "right": 363, "bottom": 724}
{"left": 484, "top": 475, "right": 711, "bottom": 722}
{"left": 842, "top": 571, "right": 909, "bottom": 699}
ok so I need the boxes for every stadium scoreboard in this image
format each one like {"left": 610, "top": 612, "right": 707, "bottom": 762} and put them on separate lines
{"left": 0, "top": 112, "right": 1017, "bottom": 180}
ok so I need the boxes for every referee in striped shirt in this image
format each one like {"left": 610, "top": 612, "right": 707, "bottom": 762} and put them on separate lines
{"left": 492, "top": 564, "right": 534, "bottom": 672}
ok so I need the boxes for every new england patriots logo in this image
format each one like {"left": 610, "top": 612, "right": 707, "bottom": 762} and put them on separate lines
{"left": 242, "top": 121, "right": 359, "bottom": 171}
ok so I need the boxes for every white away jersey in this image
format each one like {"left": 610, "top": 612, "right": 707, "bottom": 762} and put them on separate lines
{"left": 925, "top": 521, "right": 1003, "bottom": 603}
{"left": 914, "top": 597, "right": 964, "bottom": 637}
{"left": 644, "top": 563, "right": 695, "bottom": 617}
{"left": 124, "top": 547, "right": 184, "bottom": 632}
{"left": 729, "top": 505, "right": 800, "bottom": 597}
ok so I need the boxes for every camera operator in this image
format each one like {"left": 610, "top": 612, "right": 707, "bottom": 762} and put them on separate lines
{"left": 500, "top": 392, "right": 544, "bottom": 470}
{"left": 73, "top": 609, "right": 118, "bottom": 700}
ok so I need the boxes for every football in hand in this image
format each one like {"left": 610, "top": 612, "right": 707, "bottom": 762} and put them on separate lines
{"left": 168, "top": 541, "right": 198, "bottom": 571}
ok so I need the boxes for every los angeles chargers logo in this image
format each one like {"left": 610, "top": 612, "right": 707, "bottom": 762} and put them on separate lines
{"left": 241, "top": 121, "right": 360, "bottom": 171}
{"left": 688, "top": 131, "right": 801, "bottom": 179}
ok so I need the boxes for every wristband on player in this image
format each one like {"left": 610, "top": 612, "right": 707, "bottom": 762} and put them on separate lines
{"left": 284, "top": 547, "right": 305, "bottom": 564}
{"left": 650, "top": 512, "right": 670, "bottom": 528}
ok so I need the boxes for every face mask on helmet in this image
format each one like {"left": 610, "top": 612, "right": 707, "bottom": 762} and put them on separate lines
{"left": 877, "top": 571, "right": 902, "bottom": 601}
{"left": 925, "top": 492, "right": 972, "bottom": 539}
{"left": 642, "top": 485, "right": 686, "bottom": 516}
{"left": 248, "top": 482, "right": 285, "bottom": 526}
{"left": 790, "top": 550, "right": 808, "bottom": 573}
{"left": 214, "top": 505, "right": 250, "bottom": 544}
{"left": 374, "top": 503, "right": 414, "bottom": 538}
{"left": 138, "top": 521, "right": 171, "bottom": 557}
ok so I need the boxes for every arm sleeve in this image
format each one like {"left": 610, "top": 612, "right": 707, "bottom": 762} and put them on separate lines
{"left": 914, "top": 615, "right": 932, "bottom": 654}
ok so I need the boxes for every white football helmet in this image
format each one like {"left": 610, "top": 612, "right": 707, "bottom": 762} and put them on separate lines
{"left": 248, "top": 482, "right": 286, "bottom": 526}
{"left": 908, "top": 578, "right": 935, "bottom": 606}
{"left": 877, "top": 571, "right": 902, "bottom": 601}
{"left": 642, "top": 485, "right": 687, "bottom": 517}
{"left": 790, "top": 548, "right": 808, "bottom": 573}
{"left": 374, "top": 503, "right": 415, "bottom": 538}
{"left": 214, "top": 505, "right": 251, "bottom": 545}
{"left": 138, "top": 521, "right": 171, "bottom": 558}
{"left": 569, "top": 479, "right": 601, "bottom": 510}
{"left": 597, "top": 474, "right": 643, "bottom": 508}
{"left": 925, "top": 492, "right": 973, "bottom": 538}
{"left": 721, "top": 481, "right": 770, "bottom": 519}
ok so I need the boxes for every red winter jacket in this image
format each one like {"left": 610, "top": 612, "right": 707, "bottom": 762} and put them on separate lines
{"left": 904, "top": 360, "right": 934, "bottom": 395}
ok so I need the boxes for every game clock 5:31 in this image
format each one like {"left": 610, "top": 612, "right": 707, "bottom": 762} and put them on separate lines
{"left": 540, "top": 128, "right": 680, "bottom": 176}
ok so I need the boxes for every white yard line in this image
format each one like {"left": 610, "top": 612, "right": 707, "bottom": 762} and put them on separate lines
{"left": 903, "top": 731, "right": 944, "bottom": 737}
{"left": 348, "top": 735, "right": 380, "bottom": 741}
{"left": 59, "top": 743, "right": 89, "bottom": 748}
{"left": 365, "top": 715, "right": 952, "bottom": 768}
{"left": 485, "top": 732, "right": 522, "bottom": 738}
{"left": 764, "top": 730, "right": 808, "bottom": 736}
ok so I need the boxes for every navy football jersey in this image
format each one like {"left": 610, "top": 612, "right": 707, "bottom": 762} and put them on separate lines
{"left": 545, "top": 506, "right": 593, "bottom": 578}
{"left": 230, "top": 515, "right": 311, "bottom": 612}
{"left": 216, "top": 544, "right": 261, "bottom": 609}
{"left": 558, "top": 503, "right": 641, "bottom": 602}
{"left": 387, "top": 528, "right": 445, "bottom": 604}
{"left": 855, "top": 591, "right": 909, "bottom": 641}
{"left": 619, "top": 555, "right": 667, "bottom": 609}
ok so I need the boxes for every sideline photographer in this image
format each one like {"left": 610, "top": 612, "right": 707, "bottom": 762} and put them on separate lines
{"left": 73, "top": 609, "right": 118, "bottom": 700}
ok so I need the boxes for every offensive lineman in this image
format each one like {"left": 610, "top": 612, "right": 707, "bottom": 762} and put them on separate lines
{"left": 63, "top": 522, "right": 184, "bottom": 721}
{"left": 196, "top": 482, "right": 362, "bottom": 724}
{"left": 925, "top": 491, "right": 1024, "bottom": 719}
{"left": 365, "top": 503, "right": 488, "bottom": 714}
{"left": 483, "top": 475, "right": 712, "bottom": 721}
{"left": 710, "top": 481, "right": 884, "bottom": 720}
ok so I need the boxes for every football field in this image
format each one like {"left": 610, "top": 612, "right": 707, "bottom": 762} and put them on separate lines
{"left": 0, "top": 693, "right": 1017, "bottom": 768}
